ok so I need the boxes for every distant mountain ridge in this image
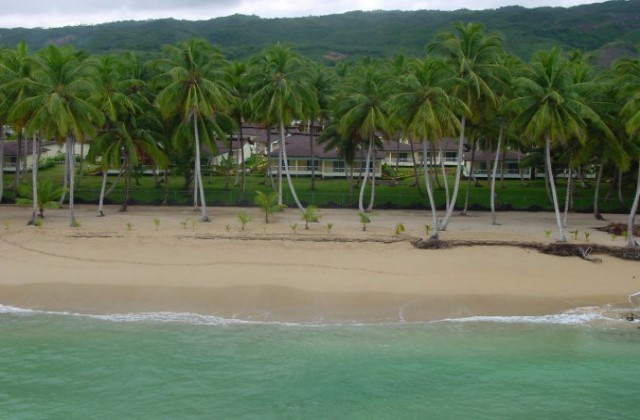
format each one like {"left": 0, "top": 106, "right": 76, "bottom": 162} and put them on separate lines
{"left": 0, "top": 1, "right": 638, "bottom": 63}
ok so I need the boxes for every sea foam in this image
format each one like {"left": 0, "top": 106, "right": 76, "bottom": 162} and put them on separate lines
{"left": 441, "top": 306, "right": 639, "bottom": 325}
{"left": 1, "top": 303, "right": 637, "bottom": 327}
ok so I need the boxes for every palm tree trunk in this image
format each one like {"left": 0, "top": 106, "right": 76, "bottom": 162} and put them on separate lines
{"left": 13, "top": 132, "right": 22, "bottom": 188}
{"left": 265, "top": 127, "right": 276, "bottom": 190}
{"left": 604, "top": 170, "right": 614, "bottom": 202}
{"left": 348, "top": 164, "right": 354, "bottom": 195}
{"left": 120, "top": 150, "right": 130, "bottom": 212}
{"left": 366, "top": 151, "right": 376, "bottom": 212}
{"left": 462, "top": 137, "right": 477, "bottom": 215}
{"left": 280, "top": 120, "right": 305, "bottom": 212}
{"left": 193, "top": 156, "right": 199, "bottom": 209}
{"left": 626, "top": 155, "right": 640, "bottom": 248}
{"left": 490, "top": 126, "right": 503, "bottom": 225}
{"left": 593, "top": 162, "right": 604, "bottom": 220}
{"left": 358, "top": 136, "right": 373, "bottom": 213}
{"left": 277, "top": 129, "right": 283, "bottom": 206}
{"left": 234, "top": 135, "right": 241, "bottom": 187}
{"left": 97, "top": 169, "right": 108, "bottom": 216}
{"left": 0, "top": 124, "right": 5, "bottom": 203}
{"left": 193, "top": 113, "right": 210, "bottom": 222}
{"left": 309, "top": 120, "right": 316, "bottom": 190}
{"left": 423, "top": 138, "right": 439, "bottom": 239}
{"left": 439, "top": 116, "right": 466, "bottom": 231}
{"left": 545, "top": 136, "right": 566, "bottom": 242}
{"left": 408, "top": 140, "right": 423, "bottom": 194}
{"left": 59, "top": 145, "right": 69, "bottom": 206}
{"left": 544, "top": 164, "right": 552, "bottom": 204}
{"left": 29, "top": 135, "right": 39, "bottom": 225}
{"left": 430, "top": 142, "right": 440, "bottom": 189}
{"left": 500, "top": 147, "right": 506, "bottom": 188}
{"left": 76, "top": 141, "right": 84, "bottom": 188}
{"left": 162, "top": 168, "right": 170, "bottom": 206}
{"left": 240, "top": 125, "right": 246, "bottom": 193}
{"left": 577, "top": 167, "right": 588, "bottom": 189}
{"left": 67, "top": 136, "right": 79, "bottom": 227}
{"left": 562, "top": 158, "right": 573, "bottom": 228}
{"left": 617, "top": 168, "right": 624, "bottom": 205}
{"left": 394, "top": 135, "right": 400, "bottom": 186}
{"left": 23, "top": 133, "right": 29, "bottom": 180}
{"left": 439, "top": 142, "right": 450, "bottom": 211}
{"left": 225, "top": 135, "right": 232, "bottom": 190}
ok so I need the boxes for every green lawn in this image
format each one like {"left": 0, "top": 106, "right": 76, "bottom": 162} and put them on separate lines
{"left": 1, "top": 164, "right": 636, "bottom": 213}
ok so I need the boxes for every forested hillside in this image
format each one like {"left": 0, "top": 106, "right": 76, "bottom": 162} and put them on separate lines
{"left": 0, "top": 1, "right": 638, "bottom": 63}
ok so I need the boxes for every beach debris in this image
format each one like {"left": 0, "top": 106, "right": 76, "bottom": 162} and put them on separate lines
{"left": 412, "top": 238, "right": 640, "bottom": 262}
{"left": 578, "top": 247, "right": 602, "bottom": 264}
{"left": 622, "top": 313, "right": 638, "bottom": 322}
{"left": 595, "top": 223, "right": 639, "bottom": 237}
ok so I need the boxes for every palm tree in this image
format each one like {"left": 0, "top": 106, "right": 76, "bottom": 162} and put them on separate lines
{"left": 301, "top": 205, "right": 321, "bottom": 230}
{"left": 429, "top": 22, "right": 505, "bottom": 229}
{"left": 11, "top": 44, "right": 103, "bottom": 227}
{"left": 248, "top": 44, "right": 316, "bottom": 212}
{"left": 488, "top": 54, "right": 521, "bottom": 225}
{"left": 389, "top": 57, "right": 464, "bottom": 239}
{"left": 155, "top": 38, "right": 230, "bottom": 222}
{"left": 255, "top": 190, "right": 281, "bottom": 223}
{"left": 16, "top": 179, "right": 66, "bottom": 219}
{"left": 225, "top": 60, "right": 250, "bottom": 192}
{"left": 335, "top": 60, "right": 390, "bottom": 214}
{"left": 615, "top": 54, "right": 640, "bottom": 248}
{"left": 306, "top": 64, "right": 335, "bottom": 190}
{"left": 0, "top": 42, "right": 34, "bottom": 202}
{"left": 509, "top": 48, "right": 612, "bottom": 242}
{"left": 86, "top": 53, "right": 150, "bottom": 215}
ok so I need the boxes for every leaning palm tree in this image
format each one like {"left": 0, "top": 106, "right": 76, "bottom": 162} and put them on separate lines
{"left": 248, "top": 43, "right": 317, "bottom": 213}
{"left": 429, "top": 22, "right": 505, "bottom": 229}
{"left": 86, "top": 53, "right": 149, "bottom": 215}
{"left": 615, "top": 54, "right": 640, "bottom": 248}
{"left": 389, "top": 57, "right": 465, "bottom": 239}
{"left": 508, "top": 48, "right": 612, "bottom": 242}
{"left": 335, "top": 60, "right": 390, "bottom": 214}
{"left": 155, "top": 38, "right": 230, "bottom": 222}
{"left": 11, "top": 44, "right": 103, "bottom": 227}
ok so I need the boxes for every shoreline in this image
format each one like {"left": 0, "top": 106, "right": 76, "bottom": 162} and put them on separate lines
{"left": 1, "top": 204, "right": 639, "bottom": 323}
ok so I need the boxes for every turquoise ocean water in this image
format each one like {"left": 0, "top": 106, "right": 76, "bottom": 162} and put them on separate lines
{"left": 1, "top": 305, "right": 639, "bottom": 419}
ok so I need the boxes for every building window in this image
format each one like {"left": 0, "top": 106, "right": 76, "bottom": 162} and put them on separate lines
{"left": 333, "top": 160, "right": 345, "bottom": 172}
{"left": 307, "top": 159, "right": 319, "bottom": 171}
{"left": 398, "top": 153, "right": 408, "bottom": 162}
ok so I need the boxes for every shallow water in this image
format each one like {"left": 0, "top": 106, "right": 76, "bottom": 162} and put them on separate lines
{"left": 1, "top": 305, "right": 639, "bottom": 419}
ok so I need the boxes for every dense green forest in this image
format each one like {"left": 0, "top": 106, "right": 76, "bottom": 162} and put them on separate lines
{"left": 0, "top": 1, "right": 639, "bottom": 63}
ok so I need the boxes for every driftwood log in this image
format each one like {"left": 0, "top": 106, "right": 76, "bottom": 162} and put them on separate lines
{"left": 412, "top": 238, "right": 640, "bottom": 262}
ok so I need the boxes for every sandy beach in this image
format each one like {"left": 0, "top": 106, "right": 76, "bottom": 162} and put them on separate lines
{"left": 1, "top": 204, "right": 638, "bottom": 322}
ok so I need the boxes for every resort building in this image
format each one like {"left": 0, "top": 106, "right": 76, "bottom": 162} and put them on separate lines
{"left": 382, "top": 138, "right": 463, "bottom": 169}
{"left": 1, "top": 139, "right": 59, "bottom": 172}
{"left": 463, "top": 150, "right": 532, "bottom": 180}
{"left": 267, "top": 131, "right": 384, "bottom": 178}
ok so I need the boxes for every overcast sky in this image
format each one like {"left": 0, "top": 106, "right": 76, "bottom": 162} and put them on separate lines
{"left": 1, "top": 1, "right": 603, "bottom": 29}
